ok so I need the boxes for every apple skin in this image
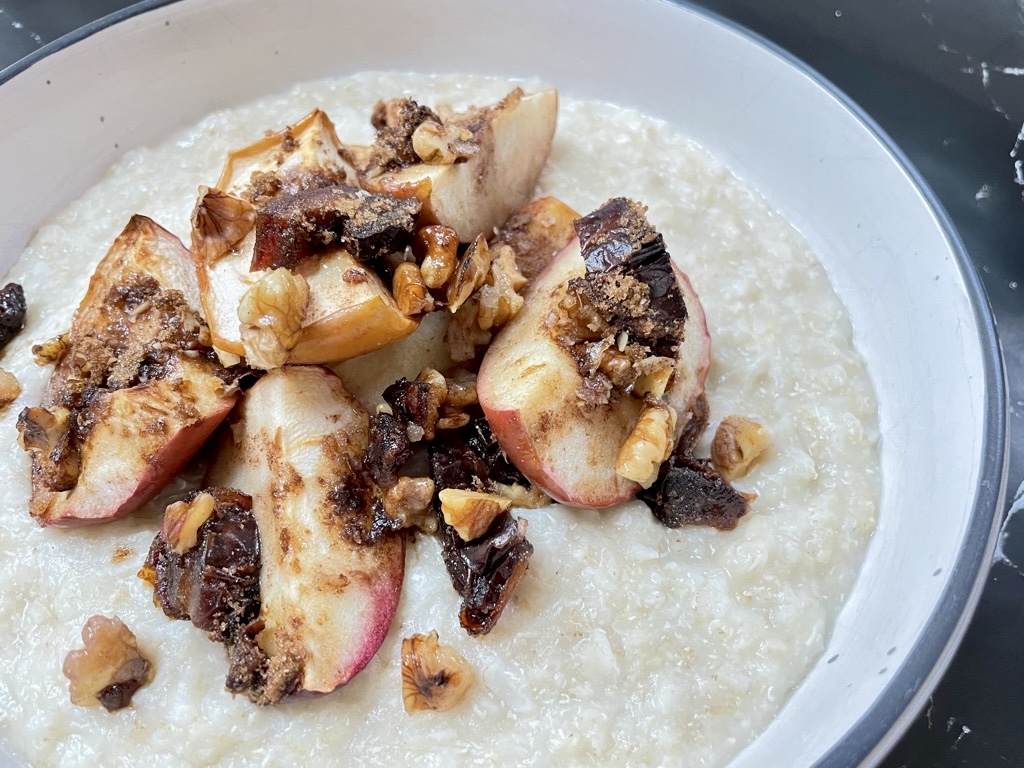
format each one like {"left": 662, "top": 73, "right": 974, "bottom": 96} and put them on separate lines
{"left": 477, "top": 238, "right": 711, "bottom": 509}
{"left": 361, "top": 89, "right": 558, "bottom": 241}
{"left": 205, "top": 365, "right": 404, "bottom": 696}
{"left": 22, "top": 215, "right": 239, "bottom": 527}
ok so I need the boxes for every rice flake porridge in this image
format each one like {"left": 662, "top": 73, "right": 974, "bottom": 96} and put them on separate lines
{"left": 0, "top": 73, "right": 879, "bottom": 767}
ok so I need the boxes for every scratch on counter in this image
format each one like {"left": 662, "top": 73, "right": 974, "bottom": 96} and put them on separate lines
{"left": 1012, "top": 123, "right": 1024, "bottom": 194}
{"left": 926, "top": 696, "right": 935, "bottom": 729}
{"left": 975, "top": 183, "right": 993, "bottom": 200}
{"left": 993, "top": 479, "right": 1024, "bottom": 575}
{"left": 938, "top": 43, "right": 1024, "bottom": 120}
{"left": 953, "top": 724, "right": 972, "bottom": 749}
{"left": 0, "top": 7, "right": 42, "bottom": 45}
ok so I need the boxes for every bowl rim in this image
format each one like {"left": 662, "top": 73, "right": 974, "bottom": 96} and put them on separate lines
{"left": 0, "top": 1, "right": 1010, "bottom": 766}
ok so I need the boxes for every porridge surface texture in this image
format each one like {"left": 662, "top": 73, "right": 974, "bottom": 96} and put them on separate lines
{"left": 0, "top": 72, "right": 879, "bottom": 768}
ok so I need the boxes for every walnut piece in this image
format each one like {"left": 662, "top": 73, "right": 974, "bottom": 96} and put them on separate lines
{"left": 237, "top": 267, "right": 310, "bottom": 369}
{"left": 382, "top": 477, "right": 437, "bottom": 534}
{"left": 392, "top": 262, "right": 434, "bottom": 316}
{"left": 415, "top": 225, "right": 458, "bottom": 288}
{"left": 438, "top": 488, "right": 511, "bottom": 542}
{"left": 711, "top": 415, "right": 770, "bottom": 481}
{"left": 63, "top": 615, "right": 153, "bottom": 711}
{"left": 401, "top": 630, "right": 474, "bottom": 714}
{"left": 411, "top": 120, "right": 479, "bottom": 165}
{"left": 446, "top": 235, "right": 496, "bottom": 313}
{"left": 161, "top": 492, "right": 217, "bottom": 554}
{"left": 0, "top": 368, "right": 21, "bottom": 407}
{"left": 616, "top": 402, "right": 677, "bottom": 488}
{"left": 32, "top": 333, "right": 70, "bottom": 366}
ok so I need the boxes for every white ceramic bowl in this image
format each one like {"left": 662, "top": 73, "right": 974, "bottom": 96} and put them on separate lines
{"left": 0, "top": 1, "right": 1008, "bottom": 766}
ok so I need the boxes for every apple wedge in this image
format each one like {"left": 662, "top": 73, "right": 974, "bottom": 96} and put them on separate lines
{"left": 192, "top": 110, "right": 419, "bottom": 365}
{"left": 359, "top": 88, "right": 558, "bottom": 241}
{"left": 205, "top": 365, "right": 405, "bottom": 698}
{"left": 192, "top": 204, "right": 418, "bottom": 364}
{"left": 478, "top": 209, "right": 711, "bottom": 509}
{"left": 17, "top": 215, "right": 239, "bottom": 527}
{"left": 216, "top": 108, "right": 357, "bottom": 198}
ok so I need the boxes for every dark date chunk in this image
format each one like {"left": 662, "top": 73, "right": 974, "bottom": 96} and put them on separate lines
{"left": 640, "top": 454, "right": 748, "bottom": 531}
{"left": 429, "top": 418, "right": 534, "bottom": 635}
{"left": 145, "top": 487, "right": 261, "bottom": 642}
{"left": 364, "top": 411, "right": 412, "bottom": 488}
{"left": 0, "top": 282, "right": 26, "bottom": 351}
{"left": 251, "top": 185, "right": 420, "bottom": 270}
{"left": 439, "top": 512, "right": 533, "bottom": 636}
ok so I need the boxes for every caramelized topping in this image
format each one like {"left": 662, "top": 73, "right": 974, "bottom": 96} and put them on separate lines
{"left": 439, "top": 512, "right": 533, "bottom": 636}
{"left": 251, "top": 185, "right": 420, "bottom": 271}
{"left": 548, "top": 199, "right": 689, "bottom": 412}
{"left": 367, "top": 98, "right": 442, "bottom": 173}
{"left": 429, "top": 417, "right": 535, "bottom": 635}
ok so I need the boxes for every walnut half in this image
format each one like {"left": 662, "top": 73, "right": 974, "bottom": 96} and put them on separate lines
{"left": 237, "top": 267, "right": 310, "bottom": 369}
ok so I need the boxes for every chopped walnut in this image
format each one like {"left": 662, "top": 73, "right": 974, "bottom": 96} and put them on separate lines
{"left": 161, "top": 492, "right": 217, "bottom": 554}
{"left": 492, "top": 481, "right": 551, "bottom": 509}
{"left": 237, "top": 268, "right": 310, "bottom": 369}
{"left": 439, "top": 488, "right": 511, "bottom": 542}
{"left": 0, "top": 368, "right": 20, "bottom": 407}
{"left": 415, "top": 225, "right": 459, "bottom": 288}
{"left": 616, "top": 402, "right": 677, "bottom": 488}
{"left": 712, "top": 415, "right": 770, "bottom": 481}
{"left": 382, "top": 477, "right": 438, "bottom": 533}
{"left": 401, "top": 631, "right": 474, "bottom": 714}
{"left": 447, "top": 235, "right": 496, "bottom": 313}
{"left": 63, "top": 615, "right": 153, "bottom": 711}
{"left": 477, "top": 244, "right": 526, "bottom": 331}
{"left": 393, "top": 262, "right": 434, "bottom": 316}
{"left": 32, "top": 333, "right": 70, "bottom": 366}
{"left": 411, "top": 120, "right": 480, "bottom": 165}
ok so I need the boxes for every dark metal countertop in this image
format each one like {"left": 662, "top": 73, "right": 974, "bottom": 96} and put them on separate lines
{"left": 2, "top": 1, "right": 1021, "bottom": 765}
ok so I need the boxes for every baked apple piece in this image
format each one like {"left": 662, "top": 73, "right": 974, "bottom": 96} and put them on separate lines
{"left": 192, "top": 110, "right": 418, "bottom": 366}
{"left": 491, "top": 196, "right": 580, "bottom": 281}
{"left": 355, "top": 88, "right": 558, "bottom": 241}
{"left": 206, "top": 365, "right": 404, "bottom": 698}
{"left": 477, "top": 199, "right": 711, "bottom": 508}
{"left": 17, "top": 215, "right": 239, "bottom": 527}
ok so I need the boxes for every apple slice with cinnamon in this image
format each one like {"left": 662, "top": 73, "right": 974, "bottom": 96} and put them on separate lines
{"left": 356, "top": 88, "right": 558, "bottom": 242}
{"left": 17, "top": 215, "right": 239, "bottom": 527}
{"left": 477, "top": 199, "right": 711, "bottom": 508}
{"left": 206, "top": 365, "right": 405, "bottom": 698}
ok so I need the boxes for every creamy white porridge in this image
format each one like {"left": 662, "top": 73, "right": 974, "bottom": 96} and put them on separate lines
{"left": 0, "top": 73, "right": 879, "bottom": 767}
